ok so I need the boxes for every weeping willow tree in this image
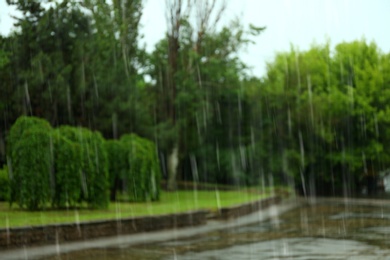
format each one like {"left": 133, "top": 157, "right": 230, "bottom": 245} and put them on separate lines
{"left": 105, "top": 139, "right": 128, "bottom": 201}
{"left": 8, "top": 116, "right": 53, "bottom": 210}
{"left": 105, "top": 134, "right": 161, "bottom": 202}
{"left": 120, "top": 134, "right": 161, "bottom": 201}
{"left": 57, "top": 126, "right": 109, "bottom": 208}
{"left": 51, "top": 130, "right": 82, "bottom": 208}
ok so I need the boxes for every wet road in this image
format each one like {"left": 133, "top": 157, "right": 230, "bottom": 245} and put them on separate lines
{"left": 4, "top": 198, "right": 390, "bottom": 260}
{"left": 0, "top": 199, "right": 298, "bottom": 260}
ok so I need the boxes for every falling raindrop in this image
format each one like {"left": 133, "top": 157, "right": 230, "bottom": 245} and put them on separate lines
{"left": 66, "top": 85, "right": 72, "bottom": 122}
{"left": 307, "top": 74, "right": 314, "bottom": 125}
{"left": 24, "top": 81, "right": 32, "bottom": 115}
{"left": 215, "top": 187, "right": 221, "bottom": 211}
{"left": 5, "top": 215, "right": 10, "bottom": 245}
{"left": 295, "top": 51, "right": 301, "bottom": 92}
{"left": 74, "top": 209, "right": 81, "bottom": 237}
{"left": 298, "top": 131, "right": 307, "bottom": 197}
{"left": 55, "top": 231, "right": 61, "bottom": 256}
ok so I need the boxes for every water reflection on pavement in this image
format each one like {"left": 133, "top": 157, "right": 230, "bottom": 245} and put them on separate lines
{"left": 40, "top": 201, "right": 390, "bottom": 260}
{"left": 167, "top": 238, "right": 390, "bottom": 260}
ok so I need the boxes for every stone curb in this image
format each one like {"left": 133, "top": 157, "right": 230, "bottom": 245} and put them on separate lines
{"left": 216, "top": 196, "right": 282, "bottom": 220}
{"left": 0, "top": 196, "right": 282, "bottom": 250}
{"left": 0, "top": 210, "right": 208, "bottom": 249}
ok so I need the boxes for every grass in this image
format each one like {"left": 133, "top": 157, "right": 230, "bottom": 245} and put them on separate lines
{"left": 0, "top": 189, "right": 270, "bottom": 228}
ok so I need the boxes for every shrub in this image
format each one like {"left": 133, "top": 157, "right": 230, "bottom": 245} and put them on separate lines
{"left": 121, "top": 134, "right": 161, "bottom": 202}
{"left": 7, "top": 116, "right": 52, "bottom": 157}
{"left": 51, "top": 131, "right": 82, "bottom": 208}
{"left": 0, "top": 166, "right": 10, "bottom": 201}
{"left": 58, "top": 126, "right": 109, "bottom": 208}
{"left": 104, "top": 140, "right": 128, "bottom": 200}
{"left": 10, "top": 127, "right": 52, "bottom": 210}
{"left": 7, "top": 117, "right": 111, "bottom": 210}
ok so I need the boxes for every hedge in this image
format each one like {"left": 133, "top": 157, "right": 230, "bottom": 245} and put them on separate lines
{"left": 6, "top": 116, "right": 161, "bottom": 210}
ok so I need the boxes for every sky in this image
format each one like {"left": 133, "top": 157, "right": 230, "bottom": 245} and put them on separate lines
{"left": 1, "top": 0, "right": 389, "bottom": 77}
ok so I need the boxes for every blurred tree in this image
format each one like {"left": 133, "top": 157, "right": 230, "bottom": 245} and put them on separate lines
{"left": 258, "top": 40, "right": 390, "bottom": 196}
{"left": 3, "top": 0, "right": 148, "bottom": 140}
{"left": 149, "top": 0, "right": 265, "bottom": 189}
{"left": 81, "top": 0, "right": 149, "bottom": 138}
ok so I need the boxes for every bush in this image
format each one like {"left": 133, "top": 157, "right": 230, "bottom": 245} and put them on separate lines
{"left": 7, "top": 117, "right": 112, "bottom": 210}
{"left": 7, "top": 116, "right": 52, "bottom": 157}
{"left": 120, "top": 134, "right": 161, "bottom": 202}
{"left": 0, "top": 166, "right": 10, "bottom": 201}
{"left": 58, "top": 126, "right": 109, "bottom": 208}
{"left": 194, "top": 145, "right": 260, "bottom": 186}
{"left": 10, "top": 127, "right": 52, "bottom": 210}
{"left": 105, "top": 140, "right": 128, "bottom": 200}
{"left": 51, "top": 131, "right": 82, "bottom": 208}
{"left": 6, "top": 116, "right": 162, "bottom": 209}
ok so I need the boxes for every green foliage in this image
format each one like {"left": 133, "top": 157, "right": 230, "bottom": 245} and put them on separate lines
{"left": 0, "top": 49, "right": 9, "bottom": 68}
{"left": 7, "top": 116, "right": 52, "bottom": 156}
{"left": 7, "top": 115, "right": 162, "bottom": 209}
{"left": 253, "top": 39, "right": 390, "bottom": 195}
{"left": 51, "top": 131, "right": 82, "bottom": 208}
{"left": 2, "top": 0, "right": 390, "bottom": 198}
{"left": 58, "top": 126, "right": 109, "bottom": 209}
{"left": 10, "top": 126, "right": 52, "bottom": 210}
{"left": 0, "top": 166, "right": 10, "bottom": 201}
{"left": 120, "top": 134, "right": 161, "bottom": 202}
{"left": 104, "top": 139, "right": 128, "bottom": 199}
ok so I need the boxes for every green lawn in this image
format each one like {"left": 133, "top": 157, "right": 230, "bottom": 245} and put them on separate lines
{"left": 0, "top": 190, "right": 269, "bottom": 228}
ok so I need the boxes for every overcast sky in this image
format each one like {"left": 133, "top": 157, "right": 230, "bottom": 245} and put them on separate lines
{"left": 1, "top": 0, "right": 389, "bottom": 77}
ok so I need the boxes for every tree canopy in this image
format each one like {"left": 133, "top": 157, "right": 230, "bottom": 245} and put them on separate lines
{"left": 1, "top": 0, "right": 390, "bottom": 197}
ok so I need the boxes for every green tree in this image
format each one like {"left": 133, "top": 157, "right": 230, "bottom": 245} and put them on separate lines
{"left": 10, "top": 126, "right": 52, "bottom": 210}
{"left": 120, "top": 134, "right": 161, "bottom": 201}
{"left": 3, "top": 0, "right": 148, "bottom": 140}
{"left": 7, "top": 116, "right": 52, "bottom": 158}
{"left": 80, "top": 0, "right": 148, "bottom": 138}
{"left": 149, "top": 0, "right": 264, "bottom": 189}
{"left": 51, "top": 130, "right": 82, "bottom": 208}
{"left": 105, "top": 139, "right": 128, "bottom": 200}
{"left": 258, "top": 40, "right": 390, "bottom": 195}
{"left": 58, "top": 126, "right": 109, "bottom": 208}
{"left": 0, "top": 166, "right": 10, "bottom": 201}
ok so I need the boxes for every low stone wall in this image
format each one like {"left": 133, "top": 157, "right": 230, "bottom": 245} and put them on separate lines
{"left": 0, "top": 196, "right": 284, "bottom": 250}
{"left": 217, "top": 196, "right": 282, "bottom": 220}
{"left": 0, "top": 210, "right": 208, "bottom": 249}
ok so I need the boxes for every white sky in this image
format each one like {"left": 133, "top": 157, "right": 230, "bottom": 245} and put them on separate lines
{"left": 1, "top": 0, "right": 389, "bottom": 77}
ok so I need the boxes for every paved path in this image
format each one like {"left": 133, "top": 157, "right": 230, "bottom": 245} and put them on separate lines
{"left": 303, "top": 196, "right": 390, "bottom": 207}
{"left": 0, "top": 198, "right": 299, "bottom": 260}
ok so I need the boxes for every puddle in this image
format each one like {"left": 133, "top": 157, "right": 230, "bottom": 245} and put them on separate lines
{"left": 39, "top": 203, "right": 390, "bottom": 260}
{"left": 163, "top": 238, "right": 390, "bottom": 260}
{"left": 330, "top": 212, "right": 390, "bottom": 220}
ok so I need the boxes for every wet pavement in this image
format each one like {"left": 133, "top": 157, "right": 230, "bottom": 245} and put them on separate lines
{"left": 0, "top": 199, "right": 298, "bottom": 260}
{"left": 3, "top": 197, "right": 390, "bottom": 259}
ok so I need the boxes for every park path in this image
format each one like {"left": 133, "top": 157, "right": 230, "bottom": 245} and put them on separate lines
{"left": 0, "top": 198, "right": 299, "bottom": 260}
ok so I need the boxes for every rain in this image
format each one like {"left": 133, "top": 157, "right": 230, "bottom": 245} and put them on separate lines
{"left": 0, "top": 0, "right": 390, "bottom": 259}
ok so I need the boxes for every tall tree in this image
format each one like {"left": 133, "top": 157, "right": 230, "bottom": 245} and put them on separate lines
{"left": 3, "top": 0, "right": 147, "bottom": 139}
{"left": 81, "top": 0, "right": 147, "bottom": 138}
{"left": 150, "top": 0, "right": 264, "bottom": 189}
{"left": 256, "top": 40, "right": 390, "bottom": 196}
